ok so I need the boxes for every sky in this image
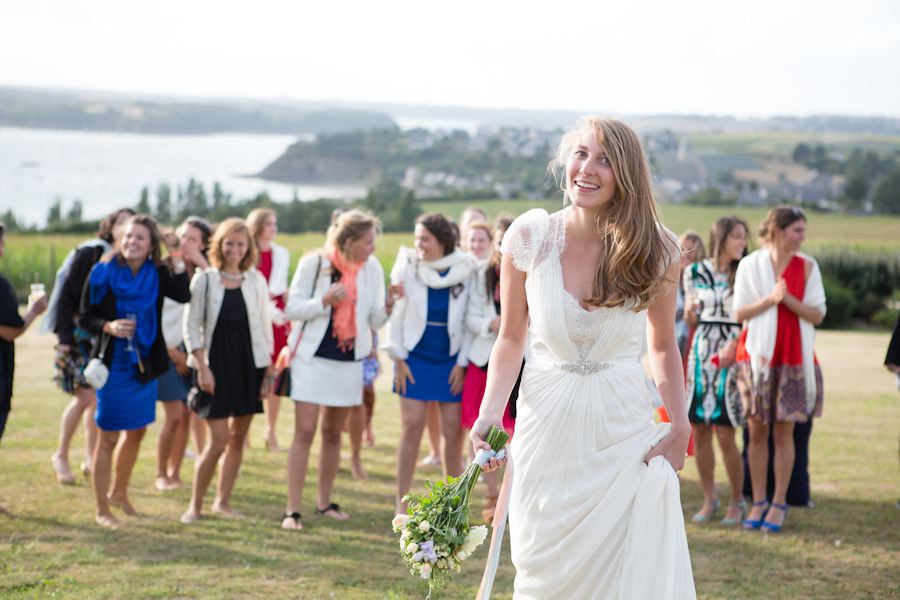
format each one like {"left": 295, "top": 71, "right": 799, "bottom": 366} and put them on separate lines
{"left": 1, "top": 0, "right": 899, "bottom": 118}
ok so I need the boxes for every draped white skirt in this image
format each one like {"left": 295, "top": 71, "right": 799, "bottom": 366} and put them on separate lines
{"left": 508, "top": 360, "right": 696, "bottom": 600}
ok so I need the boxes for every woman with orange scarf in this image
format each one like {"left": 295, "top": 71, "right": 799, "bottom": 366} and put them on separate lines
{"left": 280, "top": 210, "right": 397, "bottom": 530}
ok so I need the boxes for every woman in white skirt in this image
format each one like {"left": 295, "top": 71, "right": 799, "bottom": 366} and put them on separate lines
{"left": 281, "top": 209, "right": 397, "bottom": 530}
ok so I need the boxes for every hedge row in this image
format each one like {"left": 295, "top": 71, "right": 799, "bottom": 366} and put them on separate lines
{"left": 806, "top": 243, "right": 900, "bottom": 328}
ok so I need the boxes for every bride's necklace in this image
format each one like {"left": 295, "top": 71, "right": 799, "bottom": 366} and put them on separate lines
{"left": 220, "top": 271, "right": 244, "bottom": 281}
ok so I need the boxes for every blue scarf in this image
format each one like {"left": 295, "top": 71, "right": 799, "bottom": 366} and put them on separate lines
{"left": 90, "top": 259, "right": 159, "bottom": 363}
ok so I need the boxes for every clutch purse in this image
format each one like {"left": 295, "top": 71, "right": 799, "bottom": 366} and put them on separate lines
{"left": 83, "top": 334, "right": 111, "bottom": 389}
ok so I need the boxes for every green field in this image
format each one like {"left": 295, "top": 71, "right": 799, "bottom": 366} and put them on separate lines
{"left": 4, "top": 203, "right": 899, "bottom": 300}
{"left": 1, "top": 317, "right": 898, "bottom": 598}
{"left": 686, "top": 132, "right": 900, "bottom": 159}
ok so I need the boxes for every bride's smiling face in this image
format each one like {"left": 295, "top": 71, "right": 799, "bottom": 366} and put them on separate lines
{"left": 566, "top": 131, "right": 617, "bottom": 211}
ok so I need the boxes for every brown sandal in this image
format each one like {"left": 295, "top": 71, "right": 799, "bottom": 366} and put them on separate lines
{"left": 482, "top": 494, "right": 499, "bottom": 523}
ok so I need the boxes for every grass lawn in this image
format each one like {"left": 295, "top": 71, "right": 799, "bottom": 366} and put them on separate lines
{"left": 1, "top": 313, "right": 898, "bottom": 599}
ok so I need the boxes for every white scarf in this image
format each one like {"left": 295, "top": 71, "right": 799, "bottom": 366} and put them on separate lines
{"left": 733, "top": 248, "right": 827, "bottom": 411}
{"left": 398, "top": 246, "right": 476, "bottom": 289}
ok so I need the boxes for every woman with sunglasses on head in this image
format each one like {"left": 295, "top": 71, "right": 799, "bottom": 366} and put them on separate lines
{"left": 281, "top": 209, "right": 395, "bottom": 529}
{"left": 734, "top": 206, "right": 826, "bottom": 532}
{"left": 683, "top": 216, "right": 749, "bottom": 525}
{"left": 49, "top": 207, "right": 133, "bottom": 485}
{"left": 154, "top": 216, "right": 211, "bottom": 490}
{"left": 181, "top": 218, "right": 273, "bottom": 524}
{"left": 79, "top": 214, "right": 191, "bottom": 528}
{"left": 247, "top": 208, "right": 291, "bottom": 452}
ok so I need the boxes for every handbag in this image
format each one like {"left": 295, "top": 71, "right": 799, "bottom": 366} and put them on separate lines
{"left": 272, "top": 255, "right": 321, "bottom": 397}
{"left": 186, "top": 272, "right": 209, "bottom": 413}
{"left": 83, "top": 334, "right": 111, "bottom": 389}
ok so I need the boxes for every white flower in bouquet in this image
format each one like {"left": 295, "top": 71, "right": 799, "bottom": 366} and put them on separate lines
{"left": 419, "top": 563, "right": 432, "bottom": 578}
{"left": 406, "top": 542, "right": 419, "bottom": 554}
{"left": 393, "top": 514, "right": 409, "bottom": 532}
{"left": 418, "top": 520, "right": 431, "bottom": 532}
{"left": 456, "top": 550, "right": 468, "bottom": 561}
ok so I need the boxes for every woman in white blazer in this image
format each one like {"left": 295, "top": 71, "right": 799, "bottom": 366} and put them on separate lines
{"left": 386, "top": 212, "right": 477, "bottom": 512}
{"left": 181, "top": 218, "right": 273, "bottom": 524}
{"left": 247, "top": 208, "right": 291, "bottom": 452}
{"left": 280, "top": 210, "right": 396, "bottom": 530}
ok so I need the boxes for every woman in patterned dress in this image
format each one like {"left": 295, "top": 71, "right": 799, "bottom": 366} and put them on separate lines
{"left": 683, "top": 216, "right": 749, "bottom": 524}
{"left": 734, "top": 206, "right": 826, "bottom": 532}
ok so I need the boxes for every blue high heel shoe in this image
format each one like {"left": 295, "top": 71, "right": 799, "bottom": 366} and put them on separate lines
{"left": 742, "top": 500, "right": 769, "bottom": 530}
{"left": 761, "top": 503, "right": 789, "bottom": 532}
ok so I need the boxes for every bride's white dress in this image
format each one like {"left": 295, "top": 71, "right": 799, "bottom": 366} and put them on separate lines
{"left": 501, "top": 208, "right": 696, "bottom": 600}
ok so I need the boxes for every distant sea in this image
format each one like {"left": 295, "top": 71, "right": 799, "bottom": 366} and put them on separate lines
{"left": 0, "top": 127, "right": 369, "bottom": 227}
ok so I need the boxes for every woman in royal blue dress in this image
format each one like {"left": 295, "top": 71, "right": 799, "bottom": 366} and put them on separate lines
{"left": 80, "top": 214, "right": 190, "bottom": 528}
{"left": 386, "top": 212, "right": 476, "bottom": 511}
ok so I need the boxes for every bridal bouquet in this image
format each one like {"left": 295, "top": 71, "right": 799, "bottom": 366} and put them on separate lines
{"left": 393, "top": 426, "right": 510, "bottom": 597}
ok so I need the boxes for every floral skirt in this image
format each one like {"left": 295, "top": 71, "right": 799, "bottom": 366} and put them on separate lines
{"left": 53, "top": 326, "right": 96, "bottom": 394}
{"left": 736, "top": 361, "right": 824, "bottom": 425}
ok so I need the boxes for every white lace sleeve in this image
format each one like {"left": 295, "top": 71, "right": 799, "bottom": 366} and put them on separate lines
{"left": 500, "top": 209, "right": 551, "bottom": 274}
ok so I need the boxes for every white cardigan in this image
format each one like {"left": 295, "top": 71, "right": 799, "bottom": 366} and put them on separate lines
{"left": 261, "top": 240, "right": 291, "bottom": 297}
{"left": 285, "top": 252, "right": 388, "bottom": 363}
{"left": 184, "top": 268, "right": 274, "bottom": 369}
{"left": 463, "top": 265, "right": 531, "bottom": 368}
{"left": 384, "top": 251, "right": 470, "bottom": 367}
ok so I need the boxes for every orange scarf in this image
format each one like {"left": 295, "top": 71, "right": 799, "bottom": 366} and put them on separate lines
{"left": 327, "top": 248, "right": 363, "bottom": 352}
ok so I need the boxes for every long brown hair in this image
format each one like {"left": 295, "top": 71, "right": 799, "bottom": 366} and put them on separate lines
{"left": 485, "top": 215, "right": 515, "bottom": 300}
{"left": 550, "top": 116, "right": 677, "bottom": 311}
{"left": 97, "top": 207, "right": 136, "bottom": 244}
{"left": 326, "top": 208, "right": 381, "bottom": 259}
{"left": 709, "top": 216, "right": 750, "bottom": 289}
{"left": 209, "top": 218, "right": 257, "bottom": 272}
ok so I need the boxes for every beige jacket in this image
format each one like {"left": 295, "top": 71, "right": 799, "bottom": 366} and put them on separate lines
{"left": 184, "top": 268, "right": 274, "bottom": 369}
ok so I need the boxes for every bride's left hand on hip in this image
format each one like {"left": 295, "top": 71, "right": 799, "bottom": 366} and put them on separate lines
{"left": 643, "top": 431, "right": 690, "bottom": 473}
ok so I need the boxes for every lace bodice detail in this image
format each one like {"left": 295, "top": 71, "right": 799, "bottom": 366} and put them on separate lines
{"left": 563, "top": 290, "right": 611, "bottom": 359}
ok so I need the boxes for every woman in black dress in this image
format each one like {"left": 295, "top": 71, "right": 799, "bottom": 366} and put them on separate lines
{"left": 181, "top": 218, "right": 273, "bottom": 523}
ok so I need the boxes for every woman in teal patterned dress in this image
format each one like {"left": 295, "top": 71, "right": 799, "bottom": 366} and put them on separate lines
{"left": 683, "top": 216, "right": 749, "bottom": 524}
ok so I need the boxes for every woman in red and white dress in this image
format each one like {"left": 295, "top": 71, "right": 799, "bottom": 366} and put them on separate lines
{"left": 247, "top": 208, "right": 291, "bottom": 452}
{"left": 734, "top": 206, "right": 826, "bottom": 532}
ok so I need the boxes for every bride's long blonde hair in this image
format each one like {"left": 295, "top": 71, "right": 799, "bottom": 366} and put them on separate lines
{"left": 550, "top": 116, "right": 677, "bottom": 311}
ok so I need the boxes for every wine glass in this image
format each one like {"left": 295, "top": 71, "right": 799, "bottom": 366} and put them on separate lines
{"left": 125, "top": 313, "right": 137, "bottom": 352}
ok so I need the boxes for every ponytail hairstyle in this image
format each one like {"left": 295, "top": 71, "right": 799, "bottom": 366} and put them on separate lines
{"left": 757, "top": 205, "right": 806, "bottom": 247}
{"left": 709, "top": 216, "right": 750, "bottom": 290}
{"left": 326, "top": 208, "right": 381, "bottom": 260}
{"left": 549, "top": 116, "right": 678, "bottom": 311}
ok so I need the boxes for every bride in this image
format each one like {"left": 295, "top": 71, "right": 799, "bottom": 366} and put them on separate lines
{"left": 472, "top": 116, "right": 696, "bottom": 599}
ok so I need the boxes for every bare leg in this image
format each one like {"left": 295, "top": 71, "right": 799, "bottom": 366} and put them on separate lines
{"left": 168, "top": 403, "right": 190, "bottom": 483}
{"left": 397, "top": 397, "right": 429, "bottom": 512}
{"left": 418, "top": 402, "right": 442, "bottom": 466}
{"left": 283, "top": 401, "right": 320, "bottom": 530}
{"left": 190, "top": 411, "right": 206, "bottom": 455}
{"left": 716, "top": 425, "right": 745, "bottom": 521}
{"left": 764, "top": 421, "right": 797, "bottom": 527}
{"left": 107, "top": 427, "right": 146, "bottom": 515}
{"left": 83, "top": 398, "right": 97, "bottom": 473}
{"left": 745, "top": 416, "right": 770, "bottom": 524}
{"left": 315, "top": 406, "right": 351, "bottom": 518}
{"left": 52, "top": 386, "right": 96, "bottom": 483}
{"left": 692, "top": 424, "right": 718, "bottom": 520}
{"left": 438, "top": 402, "right": 463, "bottom": 480}
{"left": 156, "top": 401, "right": 183, "bottom": 490}
{"left": 362, "top": 384, "right": 375, "bottom": 446}
{"left": 213, "top": 415, "right": 254, "bottom": 516}
{"left": 347, "top": 403, "right": 368, "bottom": 479}
{"left": 182, "top": 418, "right": 228, "bottom": 523}
{"left": 264, "top": 393, "right": 283, "bottom": 451}
{"left": 92, "top": 429, "right": 123, "bottom": 528}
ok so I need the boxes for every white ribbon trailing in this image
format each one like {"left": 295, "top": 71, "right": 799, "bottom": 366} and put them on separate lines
{"left": 476, "top": 447, "right": 514, "bottom": 600}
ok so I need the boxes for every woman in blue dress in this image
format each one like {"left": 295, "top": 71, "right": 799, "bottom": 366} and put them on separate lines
{"left": 80, "top": 214, "right": 190, "bottom": 528}
{"left": 386, "top": 212, "right": 476, "bottom": 511}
